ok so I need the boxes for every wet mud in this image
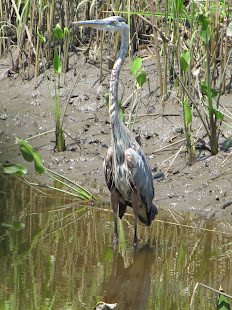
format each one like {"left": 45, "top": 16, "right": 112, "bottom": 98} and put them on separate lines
{"left": 1, "top": 50, "right": 232, "bottom": 221}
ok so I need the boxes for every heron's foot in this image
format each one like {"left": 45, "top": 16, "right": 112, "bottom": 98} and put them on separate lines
{"left": 113, "top": 233, "right": 118, "bottom": 245}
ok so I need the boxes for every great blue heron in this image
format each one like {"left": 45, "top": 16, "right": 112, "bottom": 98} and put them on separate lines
{"left": 73, "top": 16, "right": 158, "bottom": 246}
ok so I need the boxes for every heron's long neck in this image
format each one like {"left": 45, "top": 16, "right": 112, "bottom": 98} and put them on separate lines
{"left": 109, "top": 27, "right": 129, "bottom": 123}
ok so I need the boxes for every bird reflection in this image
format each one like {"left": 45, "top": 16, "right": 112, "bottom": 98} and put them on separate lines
{"left": 102, "top": 245, "right": 155, "bottom": 309}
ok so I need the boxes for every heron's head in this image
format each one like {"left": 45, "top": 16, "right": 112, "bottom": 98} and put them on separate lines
{"left": 72, "top": 16, "right": 128, "bottom": 33}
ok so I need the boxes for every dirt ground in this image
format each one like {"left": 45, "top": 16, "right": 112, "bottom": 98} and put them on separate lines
{"left": 1, "top": 47, "right": 232, "bottom": 222}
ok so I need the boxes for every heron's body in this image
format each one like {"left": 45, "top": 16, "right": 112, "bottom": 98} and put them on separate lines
{"left": 73, "top": 16, "right": 157, "bottom": 246}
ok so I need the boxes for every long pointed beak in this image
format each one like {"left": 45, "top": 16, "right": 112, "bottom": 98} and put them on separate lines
{"left": 72, "top": 19, "right": 109, "bottom": 30}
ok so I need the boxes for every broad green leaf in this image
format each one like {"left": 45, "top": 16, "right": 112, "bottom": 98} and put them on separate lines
{"left": 53, "top": 24, "right": 64, "bottom": 40}
{"left": 33, "top": 152, "right": 45, "bottom": 174}
{"left": 53, "top": 49, "right": 61, "bottom": 74}
{"left": 180, "top": 50, "right": 190, "bottom": 72}
{"left": 198, "top": 14, "right": 211, "bottom": 43}
{"left": 184, "top": 100, "right": 192, "bottom": 125}
{"left": 217, "top": 294, "right": 231, "bottom": 310}
{"left": 213, "top": 109, "right": 224, "bottom": 121}
{"left": 198, "top": 14, "right": 210, "bottom": 30}
{"left": 16, "top": 138, "right": 45, "bottom": 174}
{"left": 1, "top": 221, "right": 25, "bottom": 231}
{"left": 136, "top": 70, "right": 146, "bottom": 87}
{"left": 2, "top": 163, "right": 27, "bottom": 175}
{"left": 200, "top": 27, "right": 211, "bottom": 44}
{"left": 131, "top": 57, "right": 142, "bottom": 75}
{"left": 17, "top": 138, "right": 34, "bottom": 162}
{"left": 227, "top": 22, "right": 232, "bottom": 37}
{"left": 210, "top": 89, "right": 217, "bottom": 98}
{"left": 201, "top": 80, "right": 217, "bottom": 98}
{"left": 37, "top": 27, "right": 46, "bottom": 43}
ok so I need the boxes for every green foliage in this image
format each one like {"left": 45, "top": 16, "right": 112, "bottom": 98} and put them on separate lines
{"left": 53, "top": 49, "right": 61, "bottom": 74}
{"left": 104, "top": 93, "right": 125, "bottom": 123}
{"left": 53, "top": 24, "right": 64, "bottom": 40}
{"left": 198, "top": 14, "right": 211, "bottom": 44}
{"left": 64, "top": 27, "right": 70, "bottom": 38}
{"left": 183, "top": 100, "right": 192, "bottom": 126}
{"left": 2, "top": 139, "right": 96, "bottom": 201}
{"left": 136, "top": 70, "right": 146, "bottom": 88}
{"left": 175, "top": 0, "right": 183, "bottom": 15}
{"left": 201, "top": 80, "right": 217, "bottom": 98}
{"left": 128, "top": 56, "right": 147, "bottom": 130}
{"left": 217, "top": 294, "right": 231, "bottom": 310}
{"left": 1, "top": 221, "right": 25, "bottom": 231}
{"left": 180, "top": 50, "right": 190, "bottom": 72}
{"left": 100, "top": 246, "right": 114, "bottom": 262}
{"left": 223, "top": 138, "right": 232, "bottom": 151}
{"left": 131, "top": 56, "right": 142, "bottom": 75}
{"left": 212, "top": 109, "right": 224, "bottom": 121}
{"left": 37, "top": 28, "right": 46, "bottom": 43}
{"left": 17, "top": 138, "right": 45, "bottom": 174}
{"left": 2, "top": 163, "right": 27, "bottom": 175}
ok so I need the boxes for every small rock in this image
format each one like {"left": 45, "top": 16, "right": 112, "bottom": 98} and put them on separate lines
{"left": 0, "top": 114, "right": 8, "bottom": 120}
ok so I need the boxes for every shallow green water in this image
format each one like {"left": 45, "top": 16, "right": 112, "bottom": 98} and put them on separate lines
{"left": 0, "top": 174, "right": 231, "bottom": 309}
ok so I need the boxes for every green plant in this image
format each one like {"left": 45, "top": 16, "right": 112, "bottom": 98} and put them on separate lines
{"left": 179, "top": 48, "right": 196, "bottom": 164}
{"left": 38, "top": 24, "right": 71, "bottom": 152}
{"left": 198, "top": 14, "right": 219, "bottom": 155}
{"left": 128, "top": 56, "right": 147, "bottom": 130}
{"left": 104, "top": 93, "right": 125, "bottom": 124}
{"left": 2, "top": 139, "right": 96, "bottom": 201}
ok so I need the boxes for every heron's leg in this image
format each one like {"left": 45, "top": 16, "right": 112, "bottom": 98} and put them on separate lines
{"left": 110, "top": 188, "right": 119, "bottom": 245}
{"left": 131, "top": 188, "right": 140, "bottom": 247}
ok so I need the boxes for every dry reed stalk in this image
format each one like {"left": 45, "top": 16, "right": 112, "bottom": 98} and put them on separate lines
{"left": 150, "top": 1, "right": 163, "bottom": 102}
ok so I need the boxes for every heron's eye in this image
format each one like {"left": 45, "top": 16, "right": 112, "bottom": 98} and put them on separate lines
{"left": 114, "top": 20, "right": 118, "bottom": 24}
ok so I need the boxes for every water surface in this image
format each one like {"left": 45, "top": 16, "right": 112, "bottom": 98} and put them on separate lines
{"left": 0, "top": 174, "right": 231, "bottom": 309}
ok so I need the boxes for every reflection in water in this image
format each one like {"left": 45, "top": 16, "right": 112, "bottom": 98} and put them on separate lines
{"left": 0, "top": 174, "right": 232, "bottom": 309}
{"left": 103, "top": 245, "right": 154, "bottom": 309}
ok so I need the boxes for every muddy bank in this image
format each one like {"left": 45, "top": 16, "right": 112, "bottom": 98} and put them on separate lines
{"left": 0, "top": 49, "right": 232, "bottom": 220}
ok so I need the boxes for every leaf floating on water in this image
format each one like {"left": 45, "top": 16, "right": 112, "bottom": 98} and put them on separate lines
{"left": 94, "top": 302, "right": 117, "bottom": 310}
{"left": 2, "top": 163, "right": 27, "bottom": 175}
